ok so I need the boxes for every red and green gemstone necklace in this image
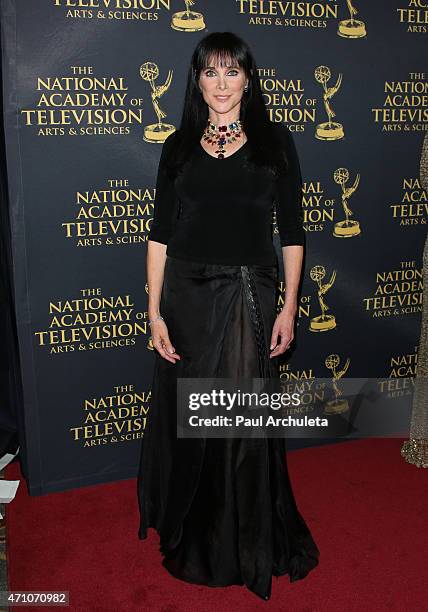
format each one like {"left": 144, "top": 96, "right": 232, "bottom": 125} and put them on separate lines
{"left": 202, "top": 118, "right": 243, "bottom": 159}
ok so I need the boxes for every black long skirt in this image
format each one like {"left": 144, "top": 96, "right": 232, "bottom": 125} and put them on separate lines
{"left": 137, "top": 255, "right": 320, "bottom": 601}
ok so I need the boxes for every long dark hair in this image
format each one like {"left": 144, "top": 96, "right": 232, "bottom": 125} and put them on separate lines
{"left": 165, "top": 31, "right": 288, "bottom": 179}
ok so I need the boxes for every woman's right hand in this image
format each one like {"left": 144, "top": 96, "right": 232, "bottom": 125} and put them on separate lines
{"left": 150, "top": 319, "right": 181, "bottom": 363}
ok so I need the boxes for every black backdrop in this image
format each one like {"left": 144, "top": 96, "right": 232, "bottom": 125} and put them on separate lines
{"left": 1, "top": 0, "right": 426, "bottom": 494}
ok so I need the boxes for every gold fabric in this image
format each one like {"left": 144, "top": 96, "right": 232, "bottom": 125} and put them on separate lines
{"left": 401, "top": 131, "right": 428, "bottom": 468}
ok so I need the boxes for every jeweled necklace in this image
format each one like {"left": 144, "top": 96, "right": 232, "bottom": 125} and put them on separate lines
{"left": 202, "top": 118, "right": 243, "bottom": 159}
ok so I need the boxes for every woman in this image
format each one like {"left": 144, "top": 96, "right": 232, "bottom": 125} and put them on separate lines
{"left": 137, "top": 31, "right": 320, "bottom": 601}
{"left": 401, "top": 130, "right": 428, "bottom": 468}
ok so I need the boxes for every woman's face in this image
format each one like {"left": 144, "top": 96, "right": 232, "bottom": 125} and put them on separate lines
{"left": 198, "top": 57, "right": 249, "bottom": 118}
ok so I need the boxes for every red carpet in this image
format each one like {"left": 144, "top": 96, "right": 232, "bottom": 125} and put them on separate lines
{"left": 5, "top": 438, "right": 427, "bottom": 611}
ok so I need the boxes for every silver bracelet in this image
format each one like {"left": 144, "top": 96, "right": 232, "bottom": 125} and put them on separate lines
{"left": 148, "top": 315, "right": 164, "bottom": 327}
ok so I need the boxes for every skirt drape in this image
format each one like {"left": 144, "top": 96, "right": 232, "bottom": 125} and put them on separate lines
{"left": 137, "top": 255, "right": 320, "bottom": 601}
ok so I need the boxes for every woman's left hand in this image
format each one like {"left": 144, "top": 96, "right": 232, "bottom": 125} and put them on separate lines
{"left": 269, "top": 307, "right": 296, "bottom": 358}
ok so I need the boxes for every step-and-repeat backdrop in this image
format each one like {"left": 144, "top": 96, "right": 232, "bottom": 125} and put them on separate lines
{"left": 1, "top": 1, "right": 426, "bottom": 494}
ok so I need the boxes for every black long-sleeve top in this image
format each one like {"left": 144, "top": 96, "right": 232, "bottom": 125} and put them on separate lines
{"left": 148, "top": 123, "right": 305, "bottom": 266}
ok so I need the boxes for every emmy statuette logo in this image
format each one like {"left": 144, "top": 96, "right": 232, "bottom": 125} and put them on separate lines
{"left": 337, "top": 0, "right": 367, "bottom": 38}
{"left": 139, "top": 62, "right": 175, "bottom": 143}
{"left": 171, "top": 0, "right": 206, "bottom": 31}
{"left": 333, "top": 168, "right": 361, "bottom": 237}
{"left": 324, "top": 354, "right": 350, "bottom": 415}
{"left": 314, "top": 66, "right": 344, "bottom": 141}
{"left": 309, "top": 265, "right": 337, "bottom": 332}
